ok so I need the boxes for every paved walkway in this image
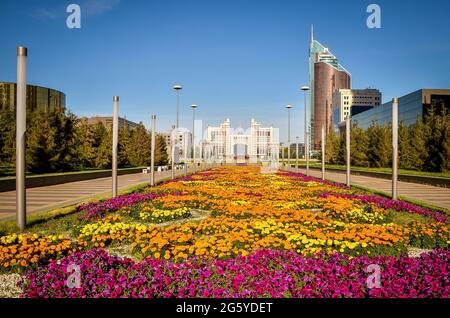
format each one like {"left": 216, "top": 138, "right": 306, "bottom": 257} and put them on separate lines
{"left": 0, "top": 166, "right": 211, "bottom": 221}
{"left": 284, "top": 166, "right": 450, "bottom": 211}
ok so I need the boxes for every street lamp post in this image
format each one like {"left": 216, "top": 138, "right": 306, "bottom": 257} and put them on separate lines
{"left": 150, "top": 114, "right": 156, "bottom": 186}
{"left": 173, "top": 84, "right": 182, "bottom": 129}
{"left": 16, "top": 46, "right": 27, "bottom": 231}
{"left": 321, "top": 125, "right": 325, "bottom": 180}
{"left": 346, "top": 115, "right": 351, "bottom": 187}
{"left": 191, "top": 104, "right": 197, "bottom": 173}
{"left": 301, "top": 86, "right": 310, "bottom": 176}
{"left": 171, "top": 124, "right": 176, "bottom": 180}
{"left": 184, "top": 131, "right": 188, "bottom": 176}
{"left": 296, "top": 136, "right": 299, "bottom": 172}
{"left": 392, "top": 98, "right": 399, "bottom": 200}
{"left": 172, "top": 85, "right": 182, "bottom": 179}
{"left": 112, "top": 96, "right": 119, "bottom": 197}
{"left": 286, "top": 105, "right": 293, "bottom": 168}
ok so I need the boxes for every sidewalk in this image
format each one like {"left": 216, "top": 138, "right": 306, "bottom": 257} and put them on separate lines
{"left": 284, "top": 166, "right": 450, "bottom": 211}
{"left": 0, "top": 166, "right": 210, "bottom": 221}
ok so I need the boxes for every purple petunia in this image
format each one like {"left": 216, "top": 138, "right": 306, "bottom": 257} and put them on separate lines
{"left": 20, "top": 248, "right": 450, "bottom": 298}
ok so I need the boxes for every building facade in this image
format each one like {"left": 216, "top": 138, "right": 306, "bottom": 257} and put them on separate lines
{"left": 204, "top": 119, "right": 279, "bottom": 163}
{"left": 351, "top": 89, "right": 450, "bottom": 129}
{"left": 161, "top": 129, "right": 192, "bottom": 163}
{"left": 309, "top": 28, "right": 351, "bottom": 149}
{"left": 332, "top": 88, "right": 381, "bottom": 132}
{"left": 86, "top": 116, "right": 140, "bottom": 130}
{"left": 0, "top": 82, "right": 66, "bottom": 112}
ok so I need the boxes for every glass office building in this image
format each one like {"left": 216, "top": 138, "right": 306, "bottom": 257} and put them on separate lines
{"left": 0, "top": 82, "right": 66, "bottom": 113}
{"left": 351, "top": 89, "right": 450, "bottom": 129}
{"left": 309, "top": 27, "right": 351, "bottom": 149}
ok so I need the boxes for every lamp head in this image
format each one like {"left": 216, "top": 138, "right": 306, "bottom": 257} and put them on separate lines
{"left": 190, "top": 104, "right": 198, "bottom": 109}
{"left": 286, "top": 104, "right": 293, "bottom": 109}
{"left": 301, "top": 86, "right": 310, "bottom": 91}
{"left": 173, "top": 84, "right": 183, "bottom": 90}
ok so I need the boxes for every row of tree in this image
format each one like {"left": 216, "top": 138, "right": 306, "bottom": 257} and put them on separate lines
{"left": 0, "top": 108, "right": 169, "bottom": 174}
{"left": 324, "top": 107, "right": 450, "bottom": 172}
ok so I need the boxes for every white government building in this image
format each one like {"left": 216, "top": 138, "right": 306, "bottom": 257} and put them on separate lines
{"left": 203, "top": 119, "right": 279, "bottom": 163}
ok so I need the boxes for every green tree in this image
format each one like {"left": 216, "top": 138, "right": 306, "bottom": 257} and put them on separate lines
{"left": 0, "top": 108, "right": 16, "bottom": 165}
{"left": 155, "top": 134, "right": 168, "bottom": 166}
{"left": 76, "top": 118, "right": 98, "bottom": 168}
{"left": 367, "top": 123, "right": 391, "bottom": 168}
{"left": 423, "top": 106, "right": 448, "bottom": 172}
{"left": 126, "top": 124, "right": 151, "bottom": 166}
{"left": 95, "top": 127, "right": 112, "bottom": 169}
{"left": 398, "top": 122, "right": 414, "bottom": 169}
{"left": 26, "top": 111, "right": 55, "bottom": 173}
{"left": 351, "top": 124, "right": 369, "bottom": 167}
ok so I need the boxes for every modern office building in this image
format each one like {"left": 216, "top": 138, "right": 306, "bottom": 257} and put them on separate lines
{"left": 86, "top": 116, "right": 140, "bottom": 130}
{"left": 309, "top": 27, "right": 351, "bottom": 149}
{"left": 0, "top": 82, "right": 66, "bottom": 112}
{"left": 350, "top": 89, "right": 450, "bottom": 129}
{"left": 332, "top": 88, "right": 381, "bottom": 132}
{"left": 161, "top": 129, "right": 192, "bottom": 162}
{"left": 203, "top": 119, "right": 279, "bottom": 163}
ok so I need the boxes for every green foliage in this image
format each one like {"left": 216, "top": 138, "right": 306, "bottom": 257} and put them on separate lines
{"left": 155, "top": 134, "right": 168, "bottom": 166}
{"left": 350, "top": 123, "right": 368, "bottom": 167}
{"left": 324, "top": 110, "right": 449, "bottom": 173}
{"left": 0, "top": 109, "right": 168, "bottom": 173}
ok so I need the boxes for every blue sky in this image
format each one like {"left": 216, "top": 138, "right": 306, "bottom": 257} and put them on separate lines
{"left": 1, "top": 0, "right": 449, "bottom": 142}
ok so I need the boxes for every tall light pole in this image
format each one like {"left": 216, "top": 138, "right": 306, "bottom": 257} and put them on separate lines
{"left": 286, "top": 104, "right": 293, "bottom": 167}
{"left": 191, "top": 104, "right": 197, "bottom": 172}
{"left": 296, "top": 136, "right": 299, "bottom": 171}
{"left": 392, "top": 97, "right": 399, "bottom": 200}
{"left": 171, "top": 124, "right": 176, "bottom": 180}
{"left": 16, "top": 46, "right": 27, "bottom": 231}
{"left": 321, "top": 125, "right": 325, "bottom": 180}
{"left": 150, "top": 114, "right": 156, "bottom": 186}
{"left": 171, "top": 85, "right": 182, "bottom": 179}
{"left": 173, "top": 84, "right": 182, "bottom": 129}
{"left": 301, "top": 86, "right": 310, "bottom": 176}
{"left": 346, "top": 115, "right": 351, "bottom": 187}
{"left": 112, "top": 96, "right": 119, "bottom": 197}
{"left": 184, "top": 131, "right": 188, "bottom": 176}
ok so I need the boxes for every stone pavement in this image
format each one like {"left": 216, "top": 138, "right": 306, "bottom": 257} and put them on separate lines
{"left": 0, "top": 166, "right": 209, "bottom": 221}
{"left": 284, "top": 166, "right": 450, "bottom": 211}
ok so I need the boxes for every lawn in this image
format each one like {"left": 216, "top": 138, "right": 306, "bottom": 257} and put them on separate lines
{"left": 1, "top": 166, "right": 449, "bottom": 298}
{"left": 281, "top": 161, "right": 450, "bottom": 179}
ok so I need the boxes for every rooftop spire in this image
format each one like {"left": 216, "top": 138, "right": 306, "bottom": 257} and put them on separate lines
{"left": 310, "top": 24, "right": 314, "bottom": 48}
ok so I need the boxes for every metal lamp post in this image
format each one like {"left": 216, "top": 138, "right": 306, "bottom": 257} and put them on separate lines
{"left": 173, "top": 84, "right": 182, "bottom": 129}
{"left": 296, "top": 136, "right": 299, "bottom": 171}
{"left": 301, "top": 86, "right": 310, "bottom": 176}
{"left": 392, "top": 98, "right": 399, "bottom": 200}
{"left": 321, "top": 125, "right": 325, "bottom": 180}
{"left": 150, "top": 114, "right": 156, "bottom": 186}
{"left": 170, "top": 124, "right": 176, "bottom": 179}
{"left": 286, "top": 105, "right": 293, "bottom": 168}
{"left": 16, "top": 46, "right": 27, "bottom": 231}
{"left": 112, "top": 96, "right": 119, "bottom": 197}
{"left": 346, "top": 115, "right": 351, "bottom": 187}
{"left": 184, "top": 131, "right": 188, "bottom": 176}
{"left": 172, "top": 85, "right": 182, "bottom": 179}
{"left": 191, "top": 104, "right": 197, "bottom": 173}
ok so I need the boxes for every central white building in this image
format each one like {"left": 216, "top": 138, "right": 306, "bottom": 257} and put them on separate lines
{"left": 203, "top": 119, "right": 279, "bottom": 163}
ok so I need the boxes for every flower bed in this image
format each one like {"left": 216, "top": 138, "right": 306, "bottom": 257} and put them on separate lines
{"left": 20, "top": 248, "right": 450, "bottom": 298}
{"left": 1, "top": 166, "right": 449, "bottom": 297}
